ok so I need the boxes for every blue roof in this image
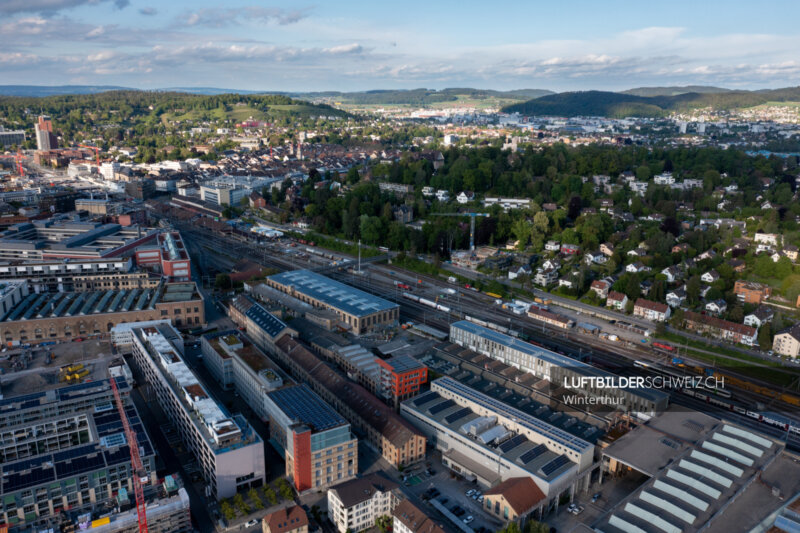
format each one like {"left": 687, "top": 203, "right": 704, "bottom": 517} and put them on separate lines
{"left": 246, "top": 303, "right": 288, "bottom": 338}
{"left": 268, "top": 270, "right": 398, "bottom": 317}
{"left": 267, "top": 384, "right": 347, "bottom": 432}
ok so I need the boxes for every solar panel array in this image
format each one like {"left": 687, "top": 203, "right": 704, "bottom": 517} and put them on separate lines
{"left": 429, "top": 399, "right": 456, "bottom": 415}
{"left": 499, "top": 434, "right": 526, "bottom": 453}
{"left": 519, "top": 444, "right": 548, "bottom": 464}
{"left": 541, "top": 454, "right": 570, "bottom": 475}
{"left": 413, "top": 391, "right": 439, "bottom": 406}
{"left": 268, "top": 270, "right": 397, "bottom": 317}
{"left": 267, "top": 384, "right": 347, "bottom": 431}
{"left": 444, "top": 407, "right": 472, "bottom": 423}
{"left": 435, "top": 378, "right": 592, "bottom": 453}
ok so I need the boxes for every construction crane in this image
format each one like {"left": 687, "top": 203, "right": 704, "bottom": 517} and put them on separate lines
{"left": 0, "top": 151, "right": 25, "bottom": 176}
{"left": 79, "top": 144, "right": 101, "bottom": 166}
{"left": 430, "top": 212, "right": 490, "bottom": 252}
{"left": 109, "top": 375, "right": 149, "bottom": 533}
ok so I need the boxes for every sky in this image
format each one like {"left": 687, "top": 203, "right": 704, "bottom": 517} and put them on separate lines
{"left": 2, "top": 0, "right": 800, "bottom": 92}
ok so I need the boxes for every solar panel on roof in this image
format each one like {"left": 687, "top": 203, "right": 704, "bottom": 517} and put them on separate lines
{"left": 499, "top": 434, "right": 526, "bottom": 453}
{"left": 412, "top": 391, "right": 439, "bottom": 406}
{"left": 541, "top": 454, "right": 570, "bottom": 475}
{"left": 428, "top": 399, "right": 456, "bottom": 415}
{"left": 444, "top": 407, "right": 472, "bottom": 423}
{"left": 519, "top": 444, "right": 548, "bottom": 464}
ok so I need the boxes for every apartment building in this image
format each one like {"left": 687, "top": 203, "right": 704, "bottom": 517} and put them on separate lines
{"left": 264, "top": 384, "right": 358, "bottom": 491}
{"left": 273, "top": 336, "right": 426, "bottom": 469}
{"left": 201, "top": 330, "right": 285, "bottom": 420}
{"left": 375, "top": 356, "right": 428, "bottom": 408}
{"left": 0, "top": 375, "right": 159, "bottom": 529}
{"left": 632, "top": 298, "right": 671, "bottom": 322}
{"left": 118, "top": 322, "right": 266, "bottom": 498}
{"left": 773, "top": 324, "right": 800, "bottom": 358}
{"left": 683, "top": 311, "right": 757, "bottom": 346}
{"left": 327, "top": 474, "right": 400, "bottom": 533}
{"left": 392, "top": 500, "right": 445, "bottom": 533}
{"left": 734, "top": 280, "right": 772, "bottom": 304}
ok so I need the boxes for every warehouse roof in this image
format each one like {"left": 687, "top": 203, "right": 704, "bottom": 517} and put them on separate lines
{"left": 268, "top": 270, "right": 398, "bottom": 317}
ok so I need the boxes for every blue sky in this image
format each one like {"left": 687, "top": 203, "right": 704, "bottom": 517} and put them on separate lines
{"left": 2, "top": 0, "right": 800, "bottom": 92}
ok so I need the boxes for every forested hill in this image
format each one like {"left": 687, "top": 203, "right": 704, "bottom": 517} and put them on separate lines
{"left": 0, "top": 90, "right": 348, "bottom": 127}
{"left": 503, "top": 87, "right": 800, "bottom": 117}
{"left": 302, "top": 88, "right": 554, "bottom": 106}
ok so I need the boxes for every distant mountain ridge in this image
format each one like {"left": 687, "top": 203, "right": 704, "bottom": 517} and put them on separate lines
{"left": 621, "top": 85, "right": 732, "bottom": 97}
{"left": 503, "top": 87, "right": 800, "bottom": 118}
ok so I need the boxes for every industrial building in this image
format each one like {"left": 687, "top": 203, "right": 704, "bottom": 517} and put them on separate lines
{"left": 0, "top": 257, "right": 158, "bottom": 294}
{"left": 134, "top": 231, "right": 191, "bottom": 281}
{"left": 273, "top": 336, "right": 426, "bottom": 469}
{"left": 449, "top": 321, "right": 668, "bottom": 417}
{"left": 327, "top": 473, "right": 400, "bottom": 533}
{"left": 201, "top": 330, "right": 287, "bottom": 420}
{"left": 229, "top": 296, "right": 298, "bottom": 355}
{"left": 114, "top": 322, "right": 266, "bottom": 499}
{"left": 200, "top": 184, "right": 250, "bottom": 206}
{"left": 0, "top": 219, "right": 159, "bottom": 261}
{"left": 596, "top": 409, "right": 799, "bottom": 533}
{"left": 0, "top": 281, "right": 205, "bottom": 343}
{"left": 264, "top": 384, "right": 358, "bottom": 491}
{"left": 265, "top": 270, "right": 399, "bottom": 335}
{"left": 0, "top": 373, "right": 183, "bottom": 531}
{"left": 401, "top": 377, "right": 593, "bottom": 502}
{"left": 0, "top": 280, "right": 30, "bottom": 319}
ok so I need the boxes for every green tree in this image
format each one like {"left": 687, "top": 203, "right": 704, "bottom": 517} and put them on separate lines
{"left": 264, "top": 487, "right": 278, "bottom": 505}
{"left": 248, "top": 488, "right": 264, "bottom": 510}
{"left": 533, "top": 211, "right": 549, "bottom": 235}
{"left": 758, "top": 324, "right": 773, "bottom": 351}
{"left": 215, "top": 273, "right": 232, "bottom": 289}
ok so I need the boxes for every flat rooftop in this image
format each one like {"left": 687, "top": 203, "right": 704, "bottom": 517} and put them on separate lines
{"left": 267, "top": 384, "right": 348, "bottom": 432}
{"left": 404, "top": 387, "right": 578, "bottom": 483}
{"left": 268, "top": 270, "right": 398, "bottom": 318}
{"left": 0, "top": 218, "right": 157, "bottom": 258}
{"left": 134, "top": 325, "right": 256, "bottom": 452}
{"left": 451, "top": 320, "right": 668, "bottom": 404}
{"left": 0, "top": 379, "right": 155, "bottom": 496}
{"left": 0, "top": 282, "right": 200, "bottom": 322}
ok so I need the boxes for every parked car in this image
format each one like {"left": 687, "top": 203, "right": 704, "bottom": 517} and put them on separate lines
{"left": 463, "top": 516, "right": 474, "bottom": 524}
{"left": 245, "top": 519, "right": 260, "bottom": 527}
{"left": 591, "top": 493, "right": 601, "bottom": 503}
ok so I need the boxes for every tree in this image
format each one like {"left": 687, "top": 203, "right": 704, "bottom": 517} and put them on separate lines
{"left": 215, "top": 273, "right": 232, "bottom": 289}
{"left": 758, "top": 324, "right": 773, "bottom": 351}
{"left": 249, "top": 488, "right": 264, "bottom": 510}
{"left": 533, "top": 211, "right": 549, "bottom": 235}
{"left": 264, "top": 487, "right": 278, "bottom": 505}
{"left": 686, "top": 275, "right": 701, "bottom": 305}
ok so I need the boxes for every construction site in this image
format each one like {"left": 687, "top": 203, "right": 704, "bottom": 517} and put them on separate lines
{"left": 0, "top": 336, "right": 116, "bottom": 398}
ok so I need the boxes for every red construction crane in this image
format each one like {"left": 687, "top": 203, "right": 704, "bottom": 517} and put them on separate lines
{"left": 79, "top": 144, "right": 101, "bottom": 166}
{"left": 109, "top": 375, "right": 149, "bottom": 533}
{"left": 0, "top": 152, "right": 25, "bottom": 176}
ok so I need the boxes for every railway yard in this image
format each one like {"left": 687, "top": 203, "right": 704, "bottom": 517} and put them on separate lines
{"left": 160, "top": 211, "right": 800, "bottom": 452}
